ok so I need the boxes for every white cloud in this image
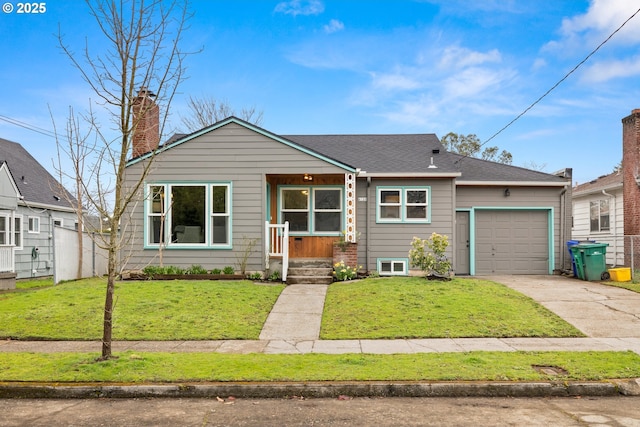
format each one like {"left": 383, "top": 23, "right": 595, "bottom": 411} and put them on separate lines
{"left": 559, "top": 0, "right": 640, "bottom": 44}
{"left": 581, "top": 56, "right": 640, "bottom": 83}
{"left": 438, "top": 46, "right": 502, "bottom": 70}
{"left": 323, "top": 19, "right": 344, "bottom": 34}
{"left": 274, "top": 0, "right": 324, "bottom": 17}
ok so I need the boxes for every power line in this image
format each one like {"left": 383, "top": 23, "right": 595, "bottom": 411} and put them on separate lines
{"left": 0, "top": 115, "right": 59, "bottom": 139}
{"left": 457, "top": 5, "right": 640, "bottom": 163}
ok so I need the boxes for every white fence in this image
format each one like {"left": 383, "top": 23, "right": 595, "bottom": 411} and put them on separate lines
{"left": 0, "top": 246, "right": 14, "bottom": 273}
{"left": 54, "top": 227, "right": 108, "bottom": 284}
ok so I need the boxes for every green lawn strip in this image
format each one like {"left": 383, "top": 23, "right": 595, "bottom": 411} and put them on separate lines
{"left": 603, "top": 281, "right": 640, "bottom": 293}
{"left": 322, "top": 277, "right": 583, "bottom": 339}
{"left": 0, "top": 351, "right": 638, "bottom": 382}
{"left": 0, "top": 279, "right": 284, "bottom": 340}
{"left": 15, "top": 277, "right": 54, "bottom": 290}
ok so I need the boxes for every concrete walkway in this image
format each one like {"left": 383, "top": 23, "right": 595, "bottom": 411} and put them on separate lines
{"left": 1, "top": 275, "right": 640, "bottom": 355}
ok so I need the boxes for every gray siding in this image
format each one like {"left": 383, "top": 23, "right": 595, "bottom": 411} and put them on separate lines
{"left": 14, "top": 207, "right": 77, "bottom": 279}
{"left": 356, "top": 177, "right": 455, "bottom": 273}
{"left": 123, "top": 123, "right": 348, "bottom": 272}
{"left": 456, "top": 186, "right": 565, "bottom": 272}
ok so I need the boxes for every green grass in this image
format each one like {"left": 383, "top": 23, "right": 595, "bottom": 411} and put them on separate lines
{"left": 321, "top": 277, "right": 583, "bottom": 339}
{"left": 15, "top": 277, "right": 54, "bottom": 290}
{"left": 603, "top": 280, "right": 640, "bottom": 293}
{"left": 0, "top": 278, "right": 284, "bottom": 340}
{"left": 0, "top": 351, "right": 638, "bottom": 382}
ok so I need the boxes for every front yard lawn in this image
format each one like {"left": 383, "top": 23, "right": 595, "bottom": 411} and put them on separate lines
{"left": 1, "top": 351, "right": 639, "bottom": 382}
{"left": 321, "top": 277, "right": 583, "bottom": 339}
{"left": 0, "top": 278, "right": 284, "bottom": 340}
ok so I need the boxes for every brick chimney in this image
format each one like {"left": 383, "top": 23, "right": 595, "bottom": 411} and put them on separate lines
{"left": 131, "top": 87, "right": 159, "bottom": 158}
{"left": 622, "top": 109, "right": 640, "bottom": 267}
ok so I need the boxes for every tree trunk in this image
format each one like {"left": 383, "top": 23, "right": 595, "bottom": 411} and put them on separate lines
{"left": 100, "top": 244, "right": 117, "bottom": 360}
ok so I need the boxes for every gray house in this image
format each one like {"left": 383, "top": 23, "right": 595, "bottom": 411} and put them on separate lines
{"left": 123, "top": 93, "right": 572, "bottom": 280}
{"left": 0, "top": 137, "right": 78, "bottom": 284}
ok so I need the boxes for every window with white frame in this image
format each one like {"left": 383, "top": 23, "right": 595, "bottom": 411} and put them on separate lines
{"left": 377, "top": 187, "right": 430, "bottom": 223}
{"left": 378, "top": 259, "right": 408, "bottom": 276}
{"left": 590, "top": 199, "right": 610, "bottom": 232}
{"left": 146, "top": 183, "right": 231, "bottom": 247}
{"left": 280, "top": 187, "right": 342, "bottom": 234}
{"left": 28, "top": 216, "right": 40, "bottom": 233}
{"left": 0, "top": 214, "right": 22, "bottom": 249}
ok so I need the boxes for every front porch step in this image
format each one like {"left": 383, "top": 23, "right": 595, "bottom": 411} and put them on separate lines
{"left": 286, "top": 258, "right": 333, "bottom": 285}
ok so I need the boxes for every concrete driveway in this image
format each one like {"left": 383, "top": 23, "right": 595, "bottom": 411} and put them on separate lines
{"left": 486, "top": 275, "right": 640, "bottom": 338}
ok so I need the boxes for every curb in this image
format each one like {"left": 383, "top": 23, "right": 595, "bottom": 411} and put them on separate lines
{"left": 1, "top": 379, "right": 639, "bottom": 399}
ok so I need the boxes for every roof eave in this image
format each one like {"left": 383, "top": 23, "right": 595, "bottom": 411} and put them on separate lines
{"left": 358, "top": 171, "right": 462, "bottom": 178}
{"left": 19, "top": 200, "right": 75, "bottom": 213}
{"left": 456, "top": 180, "right": 569, "bottom": 187}
{"left": 573, "top": 182, "right": 623, "bottom": 196}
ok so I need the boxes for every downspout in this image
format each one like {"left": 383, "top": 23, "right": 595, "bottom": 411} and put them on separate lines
{"left": 602, "top": 189, "right": 616, "bottom": 267}
{"left": 49, "top": 211, "right": 56, "bottom": 285}
{"left": 366, "top": 176, "right": 371, "bottom": 273}
{"left": 559, "top": 187, "right": 567, "bottom": 272}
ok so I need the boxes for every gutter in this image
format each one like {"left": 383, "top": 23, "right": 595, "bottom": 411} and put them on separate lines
{"left": 458, "top": 181, "right": 568, "bottom": 187}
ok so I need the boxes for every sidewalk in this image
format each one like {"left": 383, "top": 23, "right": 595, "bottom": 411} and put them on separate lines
{"left": 1, "top": 277, "right": 640, "bottom": 355}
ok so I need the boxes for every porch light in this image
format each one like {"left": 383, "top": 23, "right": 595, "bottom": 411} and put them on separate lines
{"left": 303, "top": 173, "right": 313, "bottom": 182}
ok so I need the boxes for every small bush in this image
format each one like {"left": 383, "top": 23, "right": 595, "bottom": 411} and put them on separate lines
{"left": 211, "top": 268, "right": 222, "bottom": 275}
{"left": 409, "top": 233, "right": 452, "bottom": 279}
{"left": 186, "top": 264, "right": 208, "bottom": 275}
{"left": 248, "top": 272, "right": 263, "bottom": 280}
{"left": 222, "top": 266, "right": 235, "bottom": 275}
{"left": 268, "top": 270, "right": 281, "bottom": 281}
{"left": 142, "top": 265, "right": 164, "bottom": 278}
{"left": 165, "top": 265, "right": 185, "bottom": 275}
{"left": 333, "top": 261, "right": 359, "bottom": 281}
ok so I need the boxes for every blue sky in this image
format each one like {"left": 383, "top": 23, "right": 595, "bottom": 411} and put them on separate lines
{"left": 1, "top": 0, "right": 640, "bottom": 185}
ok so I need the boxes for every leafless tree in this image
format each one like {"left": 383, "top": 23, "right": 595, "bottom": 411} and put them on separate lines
{"left": 180, "top": 95, "right": 263, "bottom": 132}
{"left": 57, "top": 0, "right": 193, "bottom": 360}
{"left": 51, "top": 106, "right": 97, "bottom": 280}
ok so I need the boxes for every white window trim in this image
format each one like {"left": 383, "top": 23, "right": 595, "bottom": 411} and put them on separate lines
{"left": 144, "top": 182, "right": 232, "bottom": 249}
{"left": 589, "top": 199, "right": 610, "bottom": 233}
{"left": 377, "top": 258, "right": 408, "bottom": 276}
{"left": 377, "top": 186, "right": 431, "bottom": 224}
{"left": 28, "top": 216, "right": 40, "bottom": 234}
{"left": 0, "top": 213, "right": 24, "bottom": 250}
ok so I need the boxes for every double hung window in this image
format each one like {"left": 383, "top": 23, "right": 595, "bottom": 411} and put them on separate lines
{"left": 377, "top": 187, "right": 430, "bottom": 223}
{"left": 589, "top": 199, "right": 610, "bottom": 232}
{"left": 0, "top": 214, "right": 22, "bottom": 249}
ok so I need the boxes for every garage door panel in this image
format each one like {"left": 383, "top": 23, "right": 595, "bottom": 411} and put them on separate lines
{"left": 475, "top": 210, "right": 549, "bottom": 275}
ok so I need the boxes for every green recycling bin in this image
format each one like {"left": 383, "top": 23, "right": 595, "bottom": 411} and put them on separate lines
{"left": 571, "top": 243, "right": 609, "bottom": 281}
{"left": 569, "top": 246, "right": 586, "bottom": 280}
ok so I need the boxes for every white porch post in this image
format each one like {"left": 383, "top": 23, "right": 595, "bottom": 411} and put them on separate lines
{"left": 345, "top": 172, "right": 356, "bottom": 242}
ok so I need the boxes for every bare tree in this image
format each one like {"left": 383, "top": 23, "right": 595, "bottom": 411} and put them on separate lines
{"left": 441, "top": 132, "right": 513, "bottom": 165}
{"left": 57, "top": 0, "right": 193, "bottom": 360}
{"left": 180, "top": 94, "right": 263, "bottom": 132}
{"left": 51, "top": 106, "right": 96, "bottom": 280}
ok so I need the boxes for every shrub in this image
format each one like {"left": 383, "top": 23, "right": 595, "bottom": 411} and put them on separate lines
{"left": 248, "top": 272, "right": 263, "bottom": 280}
{"left": 333, "top": 260, "right": 359, "bottom": 281}
{"left": 268, "top": 270, "right": 281, "bottom": 281}
{"left": 165, "top": 265, "right": 185, "bottom": 275}
{"left": 211, "top": 268, "right": 222, "bottom": 275}
{"left": 222, "top": 266, "right": 235, "bottom": 275}
{"left": 408, "top": 233, "right": 452, "bottom": 278}
{"left": 186, "top": 264, "right": 208, "bottom": 275}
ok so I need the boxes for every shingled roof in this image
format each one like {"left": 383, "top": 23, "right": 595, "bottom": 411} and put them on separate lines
{"left": 573, "top": 171, "right": 623, "bottom": 195}
{"left": 158, "top": 118, "right": 566, "bottom": 183}
{"left": 0, "top": 137, "right": 75, "bottom": 210}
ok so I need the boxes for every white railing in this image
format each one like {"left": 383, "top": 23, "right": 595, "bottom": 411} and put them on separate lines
{"left": 265, "top": 221, "right": 289, "bottom": 281}
{"left": 0, "top": 246, "right": 14, "bottom": 273}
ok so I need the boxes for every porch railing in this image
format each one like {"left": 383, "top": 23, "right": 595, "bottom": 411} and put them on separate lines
{"left": 0, "top": 246, "right": 14, "bottom": 273}
{"left": 265, "top": 221, "right": 289, "bottom": 281}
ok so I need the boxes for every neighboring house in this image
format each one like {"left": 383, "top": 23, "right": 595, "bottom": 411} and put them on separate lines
{"left": 122, "top": 92, "right": 573, "bottom": 280}
{"left": 571, "top": 172, "right": 624, "bottom": 266}
{"left": 0, "top": 137, "right": 78, "bottom": 281}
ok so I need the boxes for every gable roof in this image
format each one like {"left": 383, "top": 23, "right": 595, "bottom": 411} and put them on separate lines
{"left": 130, "top": 116, "right": 567, "bottom": 184}
{"left": 0, "top": 137, "right": 75, "bottom": 210}
{"left": 573, "top": 171, "right": 623, "bottom": 196}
